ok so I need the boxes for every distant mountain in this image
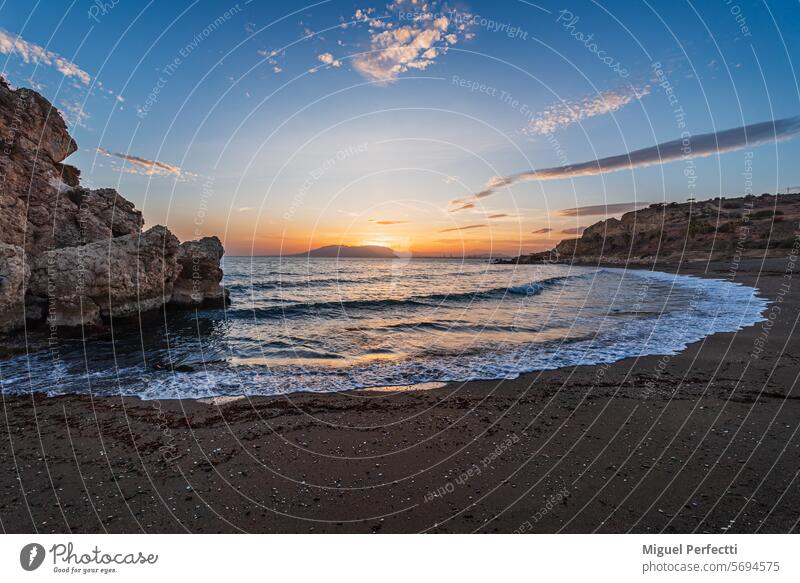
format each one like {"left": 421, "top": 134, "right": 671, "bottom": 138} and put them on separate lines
{"left": 293, "top": 245, "right": 398, "bottom": 258}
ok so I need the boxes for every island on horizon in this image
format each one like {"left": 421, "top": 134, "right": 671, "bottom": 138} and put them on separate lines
{"left": 291, "top": 244, "right": 399, "bottom": 258}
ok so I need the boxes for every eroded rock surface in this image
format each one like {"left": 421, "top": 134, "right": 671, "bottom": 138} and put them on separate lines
{"left": 27, "top": 226, "right": 182, "bottom": 327}
{"left": 0, "top": 244, "right": 29, "bottom": 333}
{"left": 0, "top": 76, "right": 227, "bottom": 332}
{"left": 501, "top": 194, "right": 800, "bottom": 265}
{"left": 171, "top": 237, "right": 230, "bottom": 307}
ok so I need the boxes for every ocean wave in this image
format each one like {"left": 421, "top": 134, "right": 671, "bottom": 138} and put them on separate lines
{"left": 225, "top": 274, "right": 400, "bottom": 293}
{"left": 226, "top": 271, "right": 597, "bottom": 319}
{"left": 2, "top": 265, "right": 767, "bottom": 401}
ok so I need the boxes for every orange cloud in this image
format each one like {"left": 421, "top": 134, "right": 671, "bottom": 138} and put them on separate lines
{"left": 440, "top": 224, "right": 487, "bottom": 233}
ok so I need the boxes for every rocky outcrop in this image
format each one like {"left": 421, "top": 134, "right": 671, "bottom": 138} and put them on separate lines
{"left": 171, "top": 237, "right": 229, "bottom": 307}
{"left": 1, "top": 76, "right": 79, "bottom": 253}
{"left": 1, "top": 78, "right": 144, "bottom": 256}
{"left": 500, "top": 193, "right": 800, "bottom": 265}
{"left": 0, "top": 76, "right": 228, "bottom": 333}
{"left": 0, "top": 244, "right": 29, "bottom": 333}
{"left": 27, "top": 226, "right": 182, "bottom": 327}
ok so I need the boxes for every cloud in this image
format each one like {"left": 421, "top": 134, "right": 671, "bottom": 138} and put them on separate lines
{"left": 236, "top": 206, "right": 256, "bottom": 213}
{"left": 96, "top": 147, "right": 189, "bottom": 177}
{"left": 371, "top": 219, "right": 408, "bottom": 225}
{"left": 453, "top": 116, "right": 800, "bottom": 208}
{"left": 527, "top": 86, "right": 650, "bottom": 135}
{"left": 558, "top": 201, "right": 651, "bottom": 217}
{"left": 487, "top": 213, "right": 508, "bottom": 219}
{"left": 449, "top": 202, "right": 475, "bottom": 212}
{"left": 258, "top": 48, "right": 284, "bottom": 73}
{"left": 352, "top": 5, "right": 463, "bottom": 82}
{"left": 561, "top": 226, "right": 587, "bottom": 235}
{"left": 440, "top": 224, "right": 487, "bottom": 233}
{"left": 531, "top": 228, "right": 552, "bottom": 234}
{"left": 317, "top": 52, "right": 341, "bottom": 67}
{"left": 59, "top": 100, "right": 90, "bottom": 128}
{"left": 0, "top": 28, "right": 90, "bottom": 83}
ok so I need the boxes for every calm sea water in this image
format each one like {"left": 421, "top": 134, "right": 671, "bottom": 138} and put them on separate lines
{"left": 0, "top": 258, "right": 767, "bottom": 399}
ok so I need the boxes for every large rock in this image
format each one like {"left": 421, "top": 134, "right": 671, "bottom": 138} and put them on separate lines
{"left": 27, "top": 226, "right": 181, "bottom": 328}
{"left": 0, "top": 78, "right": 142, "bottom": 255}
{"left": 0, "top": 75, "right": 228, "bottom": 333}
{"left": 0, "top": 244, "right": 29, "bottom": 333}
{"left": 1, "top": 76, "right": 80, "bottom": 252}
{"left": 0, "top": 77, "right": 76, "bottom": 164}
{"left": 170, "top": 236, "right": 229, "bottom": 307}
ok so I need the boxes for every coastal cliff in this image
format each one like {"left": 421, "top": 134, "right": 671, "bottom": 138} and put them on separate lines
{"left": 0, "top": 77, "right": 227, "bottom": 333}
{"left": 500, "top": 193, "right": 800, "bottom": 265}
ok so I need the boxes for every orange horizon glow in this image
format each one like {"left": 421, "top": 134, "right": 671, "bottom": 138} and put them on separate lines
{"left": 181, "top": 232, "right": 568, "bottom": 257}
{"left": 168, "top": 218, "right": 575, "bottom": 257}
{"left": 164, "top": 202, "right": 595, "bottom": 257}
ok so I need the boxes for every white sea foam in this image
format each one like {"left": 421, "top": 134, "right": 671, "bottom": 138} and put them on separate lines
{"left": 0, "top": 263, "right": 767, "bottom": 401}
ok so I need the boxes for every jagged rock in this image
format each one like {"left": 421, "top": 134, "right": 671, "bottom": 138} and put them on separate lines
{"left": 27, "top": 226, "right": 181, "bottom": 328}
{"left": 0, "top": 78, "right": 141, "bottom": 255}
{"left": 0, "top": 77, "right": 76, "bottom": 164}
{"left": 1, "top": 76, "right": 80, "bottom": 251}
{"left": 26, "top": 187, "right": 143, "bottom": 254}
{"left": 0, "top": 244, "right": 29, "bottom": 333}
{"left": 0, "top": 76, "right": 228, "bottom": 333}
{"left": 170, "top": 236, "right": 229, "bottom": 307}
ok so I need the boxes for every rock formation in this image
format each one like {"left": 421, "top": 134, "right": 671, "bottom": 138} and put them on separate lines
{"left": 27, "top": 226, "right": 182, "bottom": 327}
{"left": 499, "top": 193, "right": 800, "bottom": 265}
{"left": 0, "top": 76, "right": 228, "bottom": 332}
{"left": 171, "top": 237, "right": 228, "bottom": 307}
{"left": 0, "top": 244, "right": 29, "bottom": 333}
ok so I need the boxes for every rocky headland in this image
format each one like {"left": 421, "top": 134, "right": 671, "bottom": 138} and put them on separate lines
{"left": 499, "top": 193, "right": 800, "bottom": 265}
{"left": 0, "top": 76, "right": 228, "bottom": 334}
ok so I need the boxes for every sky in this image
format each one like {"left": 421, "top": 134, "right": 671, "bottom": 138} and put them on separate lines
{"left": 1, "top": 0, "right": 799, "bottom": 256}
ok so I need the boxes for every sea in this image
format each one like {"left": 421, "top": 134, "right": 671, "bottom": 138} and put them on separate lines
{"left": 0, "top": 257, "right": 768, "bottom": 400}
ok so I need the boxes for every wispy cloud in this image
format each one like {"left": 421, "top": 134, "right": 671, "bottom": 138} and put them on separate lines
{"left": 532, "top": 228, "right": 552, "bottom": 234}
{"left": 440, "top": 224, "right": 486, "bottom": 233}
{"left": 453, "top": 116, "right": 800, "bottom": 209}
{"left": 449, "top": 202, "right": 475, "bottom": 212}
{"left": 561, "top": 226, "right": 586, "bottom": 235}
{"left": 527, "top": 86, "right": 649, "bottom": 135}
{"left": 370, "top": 219, "right": 408, "bottom": 225}
{"left": 487, "top": 213, "right": 508, "bottom": 219}
{"left": 96, "top": 148, "right": 191, "bottom": 178}
{"left": 59, "top": 99, "right": 89, "bottom": 128}
{"left": 0, "top": 28, "right": 90, "bottom": 83}
{"left": 558, "top": 201, "right": 651, "bottom": 217}
{"left": 352, "top": 4, "right": 463, "bottom": 82}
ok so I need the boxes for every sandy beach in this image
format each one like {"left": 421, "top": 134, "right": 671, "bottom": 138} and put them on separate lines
{"left": 1, "top": 257, "right": 798, "bottom": 534}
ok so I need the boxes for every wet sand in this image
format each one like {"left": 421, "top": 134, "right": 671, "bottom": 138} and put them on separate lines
{"left": 1, "top": 257, "right": 798, "bottom": 533}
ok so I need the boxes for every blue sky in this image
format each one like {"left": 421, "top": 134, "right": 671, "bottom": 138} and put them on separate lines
{"left": 1, "top": 0, "right": 799, "bottom": 254}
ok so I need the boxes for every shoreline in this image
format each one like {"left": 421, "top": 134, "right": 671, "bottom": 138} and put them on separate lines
{"left": 0, "top": 257, "right": 798, "bottom": 533}
{"left": 3, "top": 259, "right": 766, "bottom": 403}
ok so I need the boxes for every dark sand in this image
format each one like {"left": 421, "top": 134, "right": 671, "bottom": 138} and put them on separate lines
{"left": 1, "top": 257, "right": 798, "bottom": 533}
